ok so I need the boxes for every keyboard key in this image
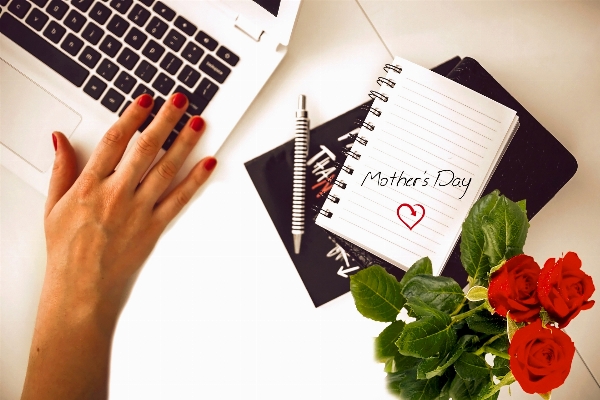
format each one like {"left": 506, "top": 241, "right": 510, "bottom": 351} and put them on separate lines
{"left": 81, "top": 22, "right": 104, "bottom": 45}
{"left": 127, "top": 3, "right": 149, "bottom": 26}
{"left": 194, "top": 78, "right": 218, "bottom": 101}
{"left": 162, "top": 131, "right": 177, "bottom": 150}
{"left": 31, "top": 0, "right": 49, "bottom": 7}
{"left": 141, "top": 39, "right": 164, "bottom": 62}
{"left": 106, "top": 14, "right": 128, "bottom": 36}
{"left": 97, "top": 58, "right": 119, "bottom": 80}
{"left": 98, "top": 34, "right": 121, "bottom": 57}
{"left": 134, "top": 59, "right": 156, "bottom": 82}
{"left": 159, "top": 53, "right": 182, "bottom": 76}
{"left": 61, "top": 33, "right": 84, "bottom": 56}
{"left": 46, "top": 0, "right": 68, "bottom": 20}
{"left": 109, "top": 0, "right": 131, "bottom": 14}
{"left": 216, "top": 46, "right": 239, "bottom": 66}
{"left": 152, "top": 72, "right": 174, "bottom": 95}
{"left": 177, "top": 65, "right": 199, "bottom": 88}
{"left": 83, "top": 75, "right": 107, "bottom": 99}
{"left": 138, "top": 0, "right": 152, "bottom": 6}
{"left": 131, "top": 83, "right": 154, "bottom": 98}
{"left": 8, "top": 0, "right": 31, "bottom": 18}
{"left": 174, "top": 15, "right": 195, "bottom": 36}
{"left": 72, "top": 0, "right": 93, "bottom": 13}
{"left": 101, "top": 88, "right": 125, "bottom": 112}
{"left": 199, "top": 54, "right": 230, "bottom": 84}
{"left": 78, "top": 45, "right": 101, "bottom": 68}
{"left": 152, "top": 1, "right": 173, "bottom": 21}
{"left": 118, "top": 100, "right": 131, "bottom": 116}
{"left": 124, "top": 26, "right": 146, "bottom": 49}
{"left": 0, "top": 13, "right": 89, "bottom": 86}
{"left": 181, "top": 42, "right": 203, "bottom": 64}
{"left": 195, "top": 31, "right": 217, "bottom": 51}
{"left": 114, "top": 70, "right": 135, "bottom": 94}
{"left": 151, "top": 96, "right": 165, "bottom": 114}
{"left": 89, "top": 2, "right": 111, "bottom": 25}
{"left": 42, "top": 19, "right": 65, "bottom": 43}
{"left": 163, "top": 28, "right": 184, "bottom": 52}
{"left": 64, "top": 9, "right": 86, "bottom": 33}
{"left": 173, "top": 85, "right": 207, "bottom": 115}
{"left": 145, "top": 16, "right": 167, "bottom": 39}
{"left": 116, "top": 47, "right": 139, "bottom": 69}
{"left": 25, "top": 7, "right": 48, "bottom": 31}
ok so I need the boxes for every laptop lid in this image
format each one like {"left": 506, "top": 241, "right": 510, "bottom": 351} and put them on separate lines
{"left": 218, "top": 0, "right": 302, "bottom": 45}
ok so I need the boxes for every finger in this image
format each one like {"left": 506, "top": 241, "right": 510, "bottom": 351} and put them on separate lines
{"left": 137, "top": 116, "right": 205, "bottom": 201}
{"left": 115, "top": 92, "right": 188, "bottom": 187}
{"left": 152, "top": 156, "right": 217, "bottom": 226}
{"left": 45, "top": 132, "right": 78, "bottom": 218}
{"left": 85, "top": 94, "right": 154, "bottom": 178}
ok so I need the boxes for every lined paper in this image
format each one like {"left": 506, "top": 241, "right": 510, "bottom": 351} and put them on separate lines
{"left": 316, "top": 57, "right": 518, "bottom": 275}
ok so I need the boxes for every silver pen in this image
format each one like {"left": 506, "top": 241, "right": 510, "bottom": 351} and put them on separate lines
{"left": 292, "top": 95, "right": 309, "bottom": 254}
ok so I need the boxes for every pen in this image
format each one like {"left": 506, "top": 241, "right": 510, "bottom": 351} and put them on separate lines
{"left": 292, "top": 95, "right": 309, "bottom": 254}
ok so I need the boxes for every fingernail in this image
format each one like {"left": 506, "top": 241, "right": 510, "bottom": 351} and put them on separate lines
{"left": 204, "top": 157, "right": 217, "bottom": 171}
{"left": 52, "top": 133, "right": 57, "bottom": 151}
{"left": 172, "top": 92, "right": 187, "bottom": 109}
{"left": 137, "top": 93, "right": 153, "bottom": 108}
{"left": 190, "top": 116, "right": 204, "bottom": 132}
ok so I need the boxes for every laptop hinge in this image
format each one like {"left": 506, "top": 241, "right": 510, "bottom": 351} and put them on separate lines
{"left": 234, "top": 14, "right": 263, "bottom": 42}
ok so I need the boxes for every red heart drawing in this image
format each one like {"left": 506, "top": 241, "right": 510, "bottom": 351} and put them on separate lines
{"left": 397, "top": 203, "right": 425, "bottom": 230}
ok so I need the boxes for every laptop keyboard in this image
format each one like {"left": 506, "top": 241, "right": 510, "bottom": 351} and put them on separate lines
{"left": 0, "top": 0, "right": 240, "bottom": 150}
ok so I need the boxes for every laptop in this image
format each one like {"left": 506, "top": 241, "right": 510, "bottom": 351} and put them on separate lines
{"left": 0, "top": 0, "right": 302, "bottom": 194}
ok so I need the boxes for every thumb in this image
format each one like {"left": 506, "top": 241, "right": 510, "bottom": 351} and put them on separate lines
{"left": 45, "top": 132, "right": 78, "bottom": 218}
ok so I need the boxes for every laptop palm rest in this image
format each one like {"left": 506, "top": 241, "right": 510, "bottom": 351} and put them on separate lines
{"left": 0, "top": 58, "right": 81, "bottom": 173}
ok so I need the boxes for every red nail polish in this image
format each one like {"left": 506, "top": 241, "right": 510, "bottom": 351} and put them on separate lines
{"left": 172, "top": 92, "right": 187, "bottom": 109}
{"left": 52, "top": 133, "right": 57, "bottom": 151}
{"left": 137, "top": 94, "right": 153, "bottom": 108}
{"left": 190, "top": 117, "right": 204, "bottom": 132}
{"left": 204, "top": 157, "right": 217, "bottom": 171}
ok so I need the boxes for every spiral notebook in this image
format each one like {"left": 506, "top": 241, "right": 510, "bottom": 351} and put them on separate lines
{"left": 316, "top": 57, "right": 520, "bottom": 275}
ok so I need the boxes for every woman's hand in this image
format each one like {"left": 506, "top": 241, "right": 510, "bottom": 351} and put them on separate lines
{"left": 22, "top": 93, "right": 217, "bottom": 400}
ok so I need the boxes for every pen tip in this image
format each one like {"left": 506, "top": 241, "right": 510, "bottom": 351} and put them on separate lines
{"left": 293, "top": 233, "right": 302, "bottom": 254}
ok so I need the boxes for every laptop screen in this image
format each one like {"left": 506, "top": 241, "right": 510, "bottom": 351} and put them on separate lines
{"left": 253, "top": 0, "right": 281, "bottom": 17}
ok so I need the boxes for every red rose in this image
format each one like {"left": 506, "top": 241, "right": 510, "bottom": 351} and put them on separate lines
{"left": 538, "top": 252, "right": 595, "bottom": 328}
{"left": 488, "top": 254, "right": 541, "bottom": 322}
{"left": 509, "top": 319, "right": 575, "bottom": 394}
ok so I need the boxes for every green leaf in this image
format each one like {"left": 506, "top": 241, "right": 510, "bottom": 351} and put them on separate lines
{"left": 387, "top": 369, "right": 445, "bottom": 400}
{"left": 466, "top": 310, "right": 506, "bottom": 335}
{"left": 396, "top": 300, "right": 457, "bottom": 358}
{"left": 436, "top": 378, "right": 452, "bottom": 400}
{"left": 460, "top": 191, "right": 501, "bottom": 282}
{"left": 487, "top": 335, "right": 509, "bottom": 353}
{"left": 481, "top": 195, "right": 529, "bottom": 266}
{"left": 540, "top": 307, "right": 555, "bottom": 327}
{"left": 506, "top": 312, "right": 524, "bottom": 342}
{"left": 465, "top": 286, "right": 488, "bottom": 302}
{"left": 479, "top": 371, "right": 515, "bottom": 399}
{"left": 517, "top": 199, "right": 527, "bottom": 215}
{"left": 417, "top": 349, "right": 464, "bottom": 380}
{"left": 375, "top": 321, "right": 405, "bottom": 362}
{"left": 491, "top": 356, "right": 510, "bottom": 378}
{"left": 454, "top": 352, "right": 489, "bottom": 381}
{"left": 349, "top": 265, "right": 404, "bottom": 322}
{"left": 402, "top": 275, "right": 464, "bottom": 314}
{"left": 449, "top": 374, "right": 488, "bottom": 400}
{"left": 399, "top": 256, "right": 433, "bottom": 291}
{"left": 384, "top": 353, "right": 421, "bottom": 373}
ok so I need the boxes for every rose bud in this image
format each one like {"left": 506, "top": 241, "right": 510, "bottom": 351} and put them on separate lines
{"left": 509, "top": 319, "right": 575, "bottom": 394}
{"left": 538, "top": 252, "right": 595, "bottom": 328}
{"left": 488, "top": 254, "right": 541, "bottom": 322}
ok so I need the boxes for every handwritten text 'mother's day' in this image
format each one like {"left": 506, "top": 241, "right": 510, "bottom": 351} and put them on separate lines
{"left": 361, "top": 170, "right": 472, "bottom": 199}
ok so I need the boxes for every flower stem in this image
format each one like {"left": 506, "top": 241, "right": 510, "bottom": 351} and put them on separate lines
{"left": 450, "top": 297, "right": 467, "bottom": 317}
{"left": 473, "top": 333, "right": 505, "bottom": 355}
{"left": 451, "top": 302, "right": 487, "bottom": 323}
{"left": 486, "top": 348, "right": 510, "bottom": 360}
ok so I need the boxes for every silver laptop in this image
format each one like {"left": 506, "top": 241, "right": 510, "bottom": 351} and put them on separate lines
{"left": 0, "top": 0, "right": 302, "bottom": 194}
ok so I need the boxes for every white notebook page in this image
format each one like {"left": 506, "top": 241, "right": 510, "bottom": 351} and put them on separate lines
{"left": 316, "top": 57, "right": 518, "bottom": 275}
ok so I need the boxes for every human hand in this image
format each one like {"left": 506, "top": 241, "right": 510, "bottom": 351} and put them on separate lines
{"left": 43, "top": 92, "right": 217, "bottom": 322}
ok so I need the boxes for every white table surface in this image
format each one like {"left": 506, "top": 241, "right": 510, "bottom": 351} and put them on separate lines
{"left": 1, "top": 1, "right": 599, "bottom": 399}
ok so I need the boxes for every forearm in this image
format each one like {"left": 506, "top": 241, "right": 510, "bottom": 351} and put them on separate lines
{"left": 21, "top": 274, "right": 119, "bottom": 400}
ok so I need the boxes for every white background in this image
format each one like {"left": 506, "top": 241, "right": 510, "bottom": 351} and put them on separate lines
{"left": 1, "top": 0, "right": 599, "bottom": 399}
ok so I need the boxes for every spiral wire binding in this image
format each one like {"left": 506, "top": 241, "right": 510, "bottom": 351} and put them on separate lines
{"left": 292, "top": 98, "right": 309, "bottom": 236}
{"left": 316, "top": 63, "right": 402, "bottom": 220}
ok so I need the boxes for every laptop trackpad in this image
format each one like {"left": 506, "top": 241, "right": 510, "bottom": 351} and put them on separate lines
{"left": 0, "top": 59, "right": 82, "bottom": 172}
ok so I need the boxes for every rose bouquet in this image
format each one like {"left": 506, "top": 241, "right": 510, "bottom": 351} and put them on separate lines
{"left": 349, "top": 191, "right": 595, "bottom": 399}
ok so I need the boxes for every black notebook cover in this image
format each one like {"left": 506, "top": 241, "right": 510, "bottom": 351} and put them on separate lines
{"left": 245, "top": 58, "right": 462, "bottom": 307}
